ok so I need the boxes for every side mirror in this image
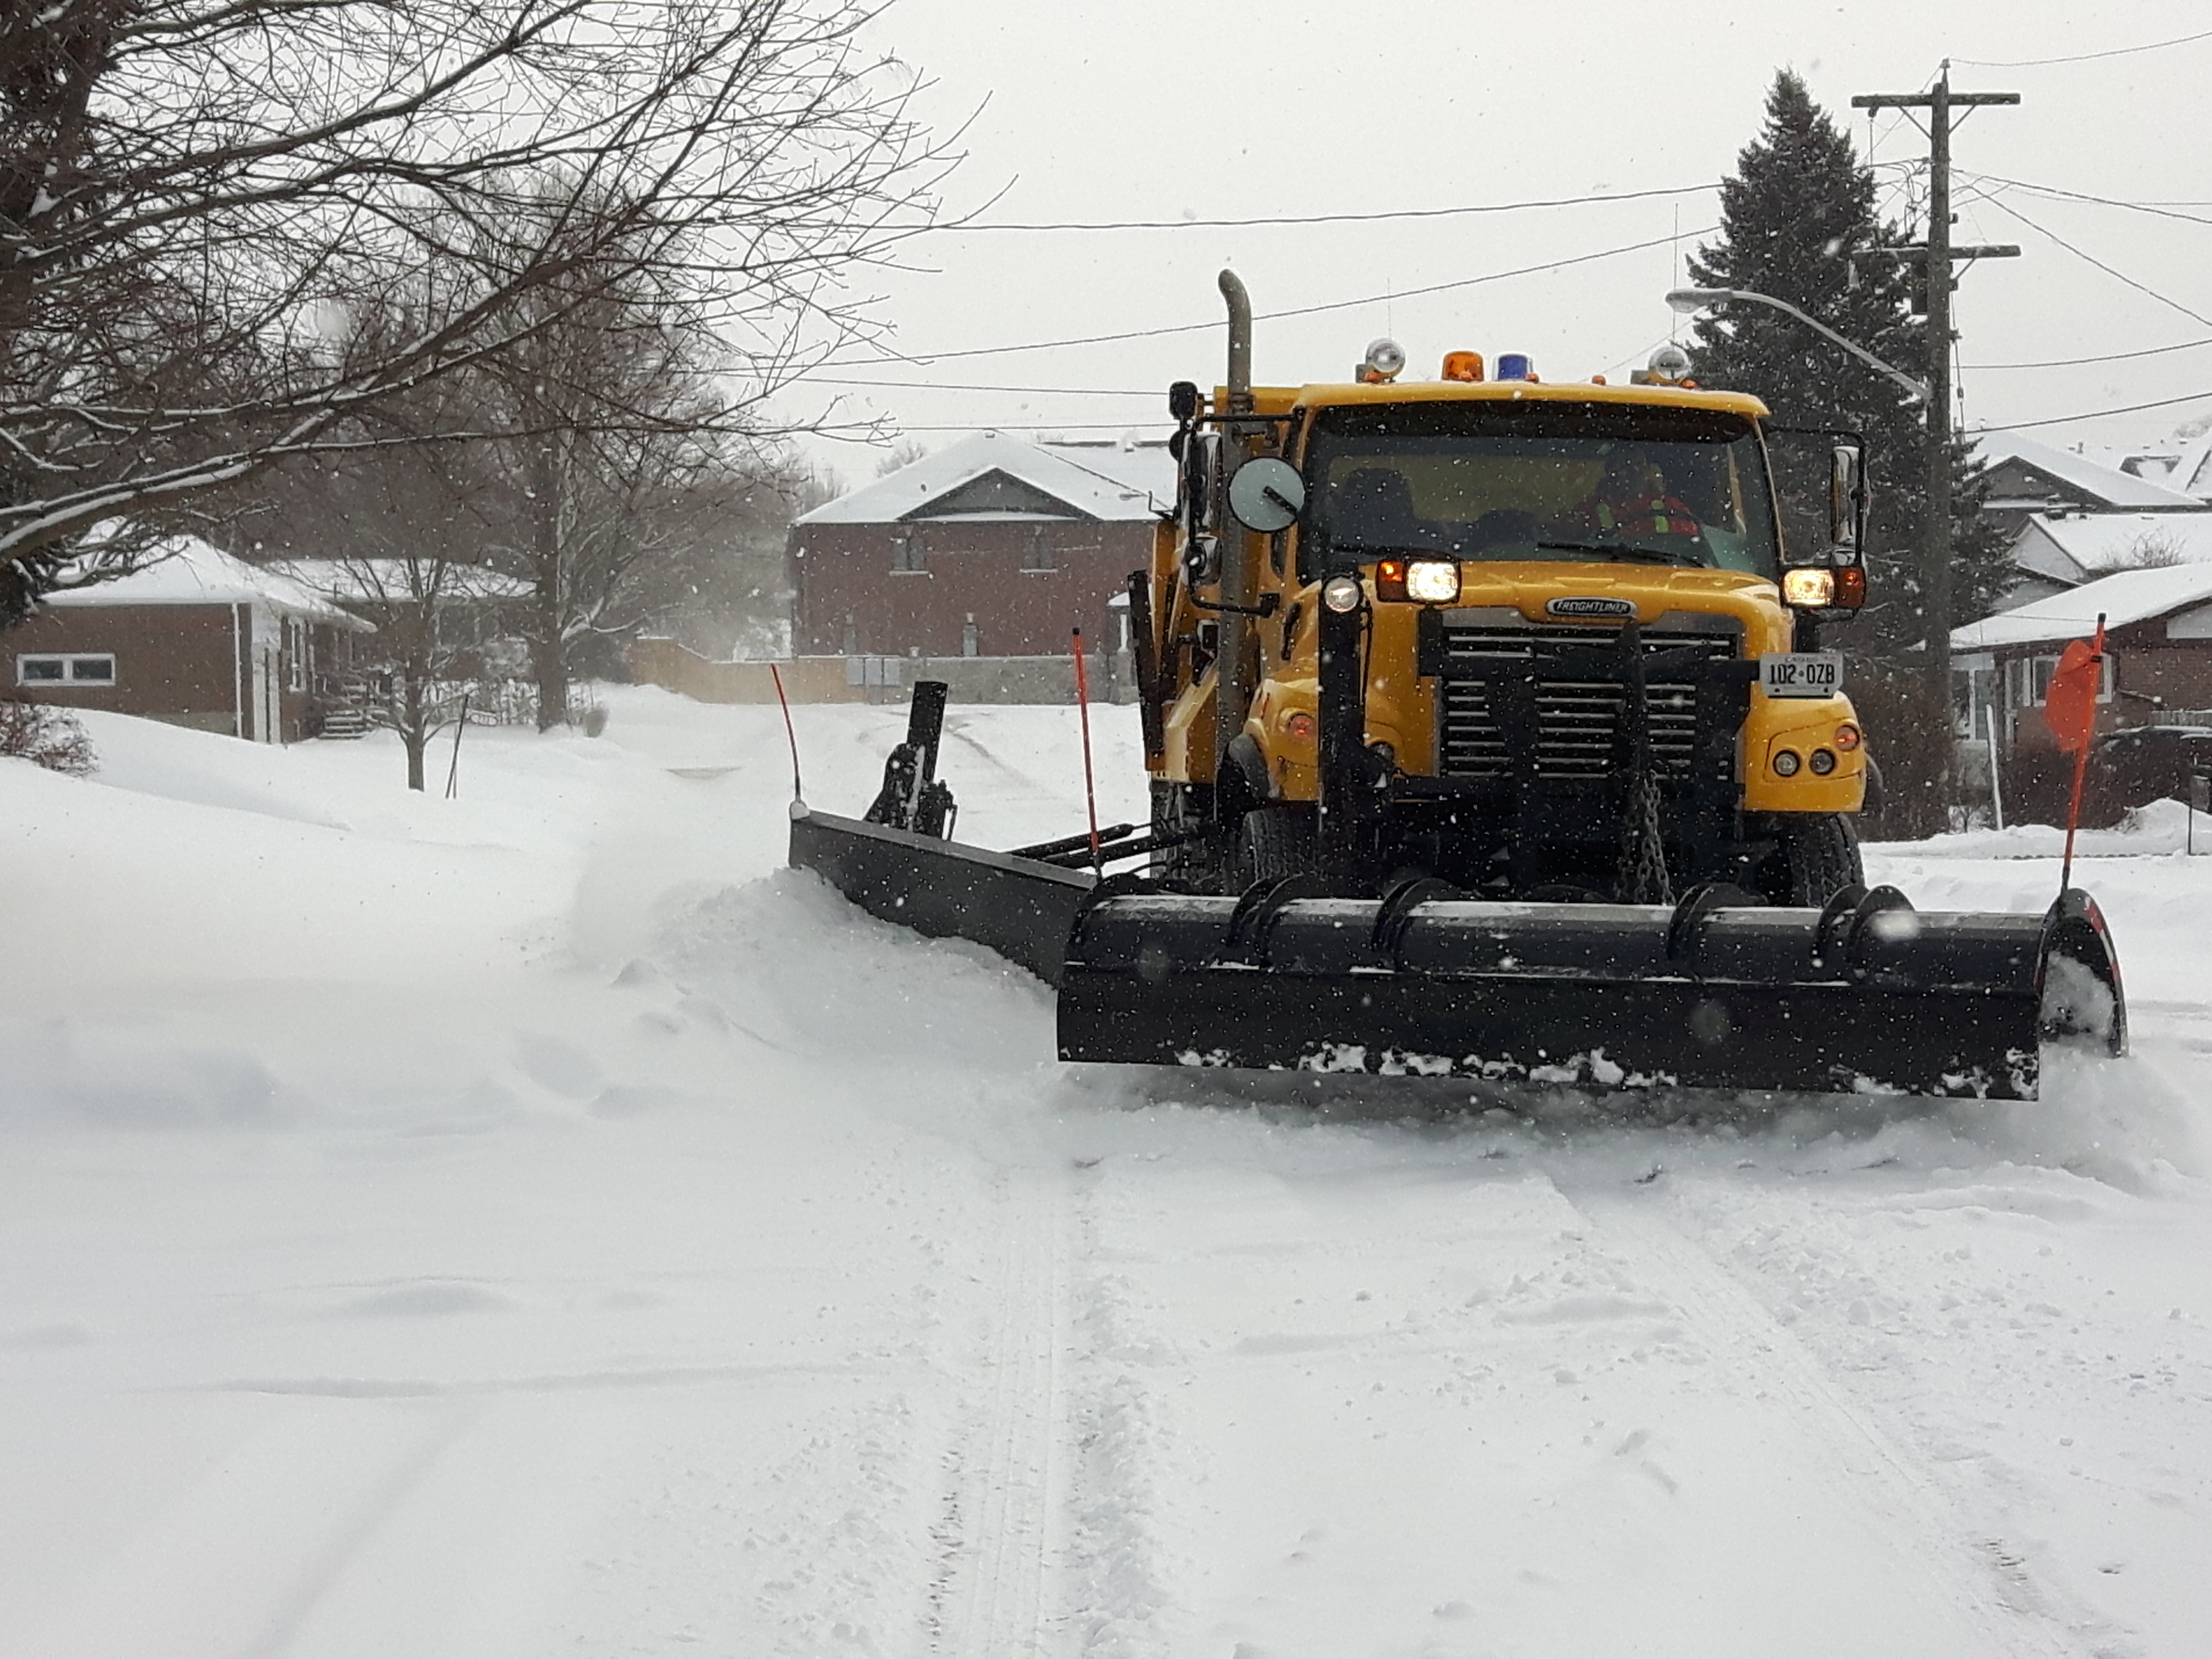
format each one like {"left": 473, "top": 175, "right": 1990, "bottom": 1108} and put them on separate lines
{"left": 1828, "top": 444, "right": 1862, "bottom": 549}
{"left": 1226, "top": 456, "right": 1306, "bottom": 533}
{"left": 1167, "top": 380, "right": 1201, "bottom": 422}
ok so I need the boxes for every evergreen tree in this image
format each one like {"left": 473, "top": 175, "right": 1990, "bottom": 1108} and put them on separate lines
{"left": 1687, "top": 73, "right": 2014, "bottom": 638}
{"left": 1686, "top": 70, "right": 2006, "bottom": 827}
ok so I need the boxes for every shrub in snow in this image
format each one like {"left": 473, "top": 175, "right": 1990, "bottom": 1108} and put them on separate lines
{"left": 0, "top": 701, "right": 96, "bottom": 776}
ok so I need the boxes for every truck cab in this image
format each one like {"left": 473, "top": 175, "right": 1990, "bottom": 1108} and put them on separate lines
{"left": 1136, "top": 323, "right": 1873, "bottom": 905}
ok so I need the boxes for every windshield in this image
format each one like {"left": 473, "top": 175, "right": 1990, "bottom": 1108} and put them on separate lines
{"left": 1299, "top": 400, "right": 1780, "bottom": 581}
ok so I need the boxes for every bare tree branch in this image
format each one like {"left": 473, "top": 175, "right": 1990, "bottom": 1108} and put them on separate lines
{"left": 2, "top": 0, "right": 953, "bottom": 620}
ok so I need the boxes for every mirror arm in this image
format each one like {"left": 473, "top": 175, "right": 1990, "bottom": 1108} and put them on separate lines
{"left": 1190, "top": 592, "right": 1282, "bottom": 618}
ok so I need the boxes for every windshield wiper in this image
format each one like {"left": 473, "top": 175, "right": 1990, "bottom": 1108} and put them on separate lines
{"left": 1331, "top": 541, "right": 1430, "bottom": 557}
{"left": 1533, "top": 539, "right": 1699, "bottom": 567}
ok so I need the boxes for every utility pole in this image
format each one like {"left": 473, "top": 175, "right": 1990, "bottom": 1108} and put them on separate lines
{"left": 1852, "top": 67, "right": 2019, "bottom": 775}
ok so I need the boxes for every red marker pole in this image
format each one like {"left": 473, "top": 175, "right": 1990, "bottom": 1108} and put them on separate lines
{"left": 769, "top": 662, "right": 803, "bottom": 801}
{"left": 1072, "top": 628, "right": 1103, "bottom": 875}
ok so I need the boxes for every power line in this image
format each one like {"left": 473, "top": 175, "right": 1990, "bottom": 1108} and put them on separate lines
{"left": 1980, "top": 387, "right": 2212, "bottom": 431}
{"left": 807, "top": 375, "right": 1155, "bottom": 396}
{"left": 932, "top": 181, "right": 1717, "bottom": 233}
{"left": 1953, "top": 26, "right": 2212, "bottom": 70}
{"left": 1985, "top": 195, "right": 2212, "bottom": 328}
{"left": 1973, "top": 172, "right": 2212, "bottom": 229}
{"left": 829, "top": 227, "right": 1714, "bottom": 367}
{"left": 812, "top": 421, "right": 1162, "bottom": 441}
{"left": 1966, "top": 334, "right": 2212, "bottom": 370}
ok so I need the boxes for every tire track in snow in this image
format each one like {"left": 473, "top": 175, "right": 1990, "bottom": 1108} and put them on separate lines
{"left": 1560, "top": 1176, "right": 2091, "bottom": 1659}
{"left": 929, "top": 1166, "right": 1071, "bottom": 1658}
{"left": 234, "top": 1407, "right": 477, "bottom": 1659}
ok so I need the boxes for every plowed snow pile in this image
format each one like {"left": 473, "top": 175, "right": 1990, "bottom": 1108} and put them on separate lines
{"left": 1, "top": 690, "right": 2207, "bottom": 1659}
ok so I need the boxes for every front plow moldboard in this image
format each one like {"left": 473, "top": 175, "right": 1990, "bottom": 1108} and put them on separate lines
{"left": 1058, "top": 893, "right": 2070, "bottom": 1098}
{"left": 789, "top": 803, "right": 1095, "bottom": 987}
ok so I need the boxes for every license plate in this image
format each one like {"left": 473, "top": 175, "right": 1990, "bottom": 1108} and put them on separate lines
{"left": 1759, "top": 651, "right": 1843, "bottom": 698}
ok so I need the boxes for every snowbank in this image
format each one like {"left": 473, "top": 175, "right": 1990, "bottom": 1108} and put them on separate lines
{"left": 2, "top": 693, "right": 2207, "bottom": 1657}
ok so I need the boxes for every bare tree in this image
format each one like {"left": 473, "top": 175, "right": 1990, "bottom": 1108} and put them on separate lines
{"left": 1, "top": 0, "right": 946, "bottom": 622}
{"left": 626, "top": 451, "right": 834, "bottom": 660}
{"left": 874, "top": 437, "right": 928, "bottom": 478}
{"left": 2106, "top": 530, "right": 2187, "bottom": 571}
{"left": 433, "top": 231, "right": 771, "bottom": 726}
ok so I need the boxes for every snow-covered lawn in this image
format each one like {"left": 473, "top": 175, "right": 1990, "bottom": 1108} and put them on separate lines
{"left": 2, "top": 689, "right": 2207, "bottom": 1658}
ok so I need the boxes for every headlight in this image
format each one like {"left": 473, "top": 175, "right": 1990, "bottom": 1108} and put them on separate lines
{"left": 1772, "top": 748, "right": 1802, "bottom": 777}
{"left": 1405, "top": 560, "right": 1461, "bottom": 603}
{"left": 1322, "top": 574, "right": 1364, "bottom": 613}
{"left": 1809, "top": 747, "right": 1837, "bottom": 776}
{"left": 1782, "top": 567, "right": 1836, "bottom": 608}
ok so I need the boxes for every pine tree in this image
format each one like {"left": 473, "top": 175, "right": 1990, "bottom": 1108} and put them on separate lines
{"left": 1687, "top": 71, "right": 2006, "bottom": 828}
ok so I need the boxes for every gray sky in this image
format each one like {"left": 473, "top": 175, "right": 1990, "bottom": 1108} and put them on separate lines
{"left": 776, "top": 1, "right": 2212, "bottom": 480}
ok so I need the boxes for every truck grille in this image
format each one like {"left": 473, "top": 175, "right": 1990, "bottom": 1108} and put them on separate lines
{"left": 1436, "top": 624, "right": 1739, "bottom": 781}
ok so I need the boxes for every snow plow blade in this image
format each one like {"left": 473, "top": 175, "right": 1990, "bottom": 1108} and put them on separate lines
{"left": 788, "top": 803, "right": 1094, "bottom": 987}
{"left": 1058, "top": 883, "right": 2126, "bottom": 1099}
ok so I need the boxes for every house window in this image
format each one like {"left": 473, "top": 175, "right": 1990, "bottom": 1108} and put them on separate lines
{"left": 891, "top": 533, "right": 926, "bottom": 573}
{"left": 1021, "top": 529, "right": 1056, "bottom": 572}
{"left": 2007, "top": 651, "right": 2112, "bottom": 707}
{"left": 17, "top": 652, "right": 115, "bottom": 685}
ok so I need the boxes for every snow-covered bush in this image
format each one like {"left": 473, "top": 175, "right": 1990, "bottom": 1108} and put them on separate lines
{"left": 0, "top": 701, "right": 97, "bottom": 776}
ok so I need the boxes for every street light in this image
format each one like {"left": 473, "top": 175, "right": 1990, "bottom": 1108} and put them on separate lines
{"left": 1664, "top": 287, "right": 1930, "bottom": 405}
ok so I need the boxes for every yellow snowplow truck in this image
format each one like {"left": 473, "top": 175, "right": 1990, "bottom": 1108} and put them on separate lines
{"left": 792, "top": 271, "right": 2125, "bottom": 1098}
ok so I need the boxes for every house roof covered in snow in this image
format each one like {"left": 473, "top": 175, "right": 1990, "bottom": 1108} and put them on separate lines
{"left": 1972, "top": 430, "right": 2204, "bottom": 511}
{"left": 2160, "top": 430, "right": 2212, "bottom": 502}
{"left": 279, "top": 558, "right": 532, "bottom": 604}
{"left": 1952, "top": 561, "right": 2212, "bottom": 651}
{"left": 796, "top": 431, "right": 1175, "bottom": 526}
{"left": 43, "top": 536, "right": 368, "bottom": 628}
{"left": 2012, "top": 512, "right": 2212, "bottom": 575}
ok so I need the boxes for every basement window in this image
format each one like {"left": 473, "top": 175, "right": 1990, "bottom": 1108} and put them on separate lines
{"left": 17, "top": 653, "right": 115, "bottom": 685}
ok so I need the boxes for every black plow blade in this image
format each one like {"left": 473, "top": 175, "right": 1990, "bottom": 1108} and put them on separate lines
{"left": 1058, "top": 883, "right": 2127, "bottom": 1100}
{"left": 788, "top": 803, "right": 1094, "bottom": 987}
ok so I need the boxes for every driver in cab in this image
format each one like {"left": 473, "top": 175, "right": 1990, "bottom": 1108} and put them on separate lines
{"left": 1549, "top": 448, "right": 1702, "bottom": 543}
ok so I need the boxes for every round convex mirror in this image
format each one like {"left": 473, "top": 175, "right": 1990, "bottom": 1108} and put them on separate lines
{"left": 1226, "top": 457, "right": 1306, "bottom": 534}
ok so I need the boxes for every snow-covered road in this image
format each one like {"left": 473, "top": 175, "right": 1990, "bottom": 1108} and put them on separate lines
{"left": 2, "top": 690, "right": 2207, "bottom": 1658}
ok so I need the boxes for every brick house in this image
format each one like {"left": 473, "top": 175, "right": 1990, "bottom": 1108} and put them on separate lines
{"left": 789, "top": 432, "right": 1173, "bottom": 662}
{"left": 1953, "top": 562, "right": 2212, "bottom": 816}
{"left": 12, "top": 537, "right": 370, "bottom": 742}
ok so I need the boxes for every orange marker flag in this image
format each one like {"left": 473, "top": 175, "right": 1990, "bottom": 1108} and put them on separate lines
{"left": 2042, "top": 614, "right": 2108, "bottom": 895}
{"left": 2040, "top": 617, "right": 2107, "bottom": 755}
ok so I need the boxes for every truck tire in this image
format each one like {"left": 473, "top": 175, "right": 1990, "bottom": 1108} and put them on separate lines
{"left": 1236, "top": 804, "right": 1316, "bottom": 886}
{"left": 1778, "top": 812, "right": 1864, "bottom": 906}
